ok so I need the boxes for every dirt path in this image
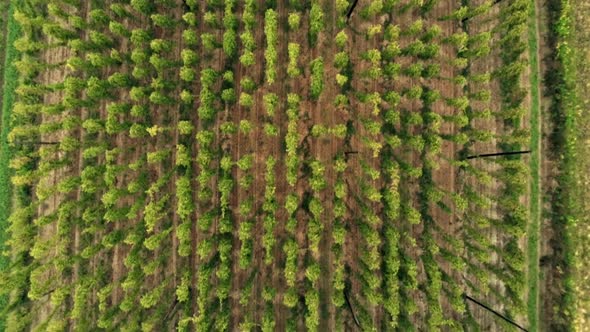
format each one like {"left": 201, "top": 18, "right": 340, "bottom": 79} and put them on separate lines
{"left": 533, "top": 0, "right": 554, "bottom": 330}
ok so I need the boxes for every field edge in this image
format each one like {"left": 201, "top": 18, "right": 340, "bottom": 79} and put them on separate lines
{"left": 0, "top": 3, "right": 20, "bottom": 330}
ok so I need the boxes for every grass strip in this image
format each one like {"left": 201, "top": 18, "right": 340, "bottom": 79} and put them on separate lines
{"left": 526, "top": 0, "right": 541, "bottom": 330}
{"left": 548, "top": 0, "right": 579, "bottom": 328}
{"left": 0, "top": 4, "right": 21, "bottom": 330}
{"left": 568, "top": 1, "right": 590, "bottom": 328}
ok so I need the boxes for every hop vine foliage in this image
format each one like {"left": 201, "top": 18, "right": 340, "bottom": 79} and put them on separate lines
{"left": 309, "top": 2, "right": 324, "bottom": 45}
{"left": 310, "top": 57, "right": 324, "bottom": 100}
{"left": 0, "top": 1, "right": 545, "bottom": 331}
{"left": 264, "top": 9, "right": 278, "bottom": 84}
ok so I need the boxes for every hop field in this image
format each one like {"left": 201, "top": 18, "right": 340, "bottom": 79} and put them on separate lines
{"left": 0, "top": 0, "right": 548, "bottom": 331}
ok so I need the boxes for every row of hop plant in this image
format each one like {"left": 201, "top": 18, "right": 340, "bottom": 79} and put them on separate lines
{"left": 281, "top": 4, "right": 304, "bottom": 330}
{"left": 440, "top": 0, "right": 532, "bottom": 324}
{"left": 234, "top": 1, "right": 259, "bottom": 328}
{"left": 491, "top": 0, "right": 529, "bottom": 316}
{"left": 553, "top": 0, "right": 585, "bottom": 328}
{"left": 27, "top": 1, "right": 119, "bottom": 328}
{"left": 9, "top": 1, "right": 135, "bottom": 329}
{"left": 130, "top": 1, "right": 185, "bottom": 329}
{"left": 366, "top": 1, "right": 472, "bottom": 328}
{"left": 4, "top": 0, "right": 230, "bottom": 330}
{"left": 104, "top": 2, "right": 151, "bottom": 328}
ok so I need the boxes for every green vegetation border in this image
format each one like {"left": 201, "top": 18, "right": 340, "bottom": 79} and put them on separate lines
{"left": 546, "top": 0, "right": 579, "bottom": 329}
{"left": 0, "top": 3, "right": 20, "bottom": 330}
{"left": 555, "top": 0, "right": 578, "bottom": 325}
{"left": 526, "top": 0, "right": 541, "bottom": 330}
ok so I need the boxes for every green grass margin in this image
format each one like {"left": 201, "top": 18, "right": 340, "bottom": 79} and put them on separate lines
{"left": 547, "top": 0, "right": 579, "bottom": 327}
{"left": 0, "top": 4, "right": 20, "bottom": 330}
{"left": 526, "top": 0, "right": 541, "bottom": 330}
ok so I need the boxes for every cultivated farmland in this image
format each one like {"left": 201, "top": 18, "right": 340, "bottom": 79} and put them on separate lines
{"left": 0, "top": 0, "right": 562, "bottom": 331}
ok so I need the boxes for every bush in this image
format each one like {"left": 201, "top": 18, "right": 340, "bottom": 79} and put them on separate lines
{"left": 287, "top": 43, "right": 301, "bottom": 78}
{"left": 310, "top": 57, "right": 324, "bottom": 100}
{"left": 288, "top": 13, "right": 300, "bottom": 30}
{"left": 223, "top": 29, "right": 237, "bottom": 58}
{"left": 309, "top": 3, "right": 324, "bottom": 45}
{"left": 264, "top": 9, "right": 278, "bottom": 83}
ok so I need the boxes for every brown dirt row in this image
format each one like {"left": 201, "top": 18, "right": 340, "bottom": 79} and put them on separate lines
{"left": 537, "top": 0, "right": 562, "bottom": 329}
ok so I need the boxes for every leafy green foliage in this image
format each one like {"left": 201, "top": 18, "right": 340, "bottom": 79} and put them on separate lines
{"left": 309, "top": 2, "right": 324, "bottom": 45}
{"left": 264, "top": 9, "right": 278, "bottom": 84}
{"left": 310, "top": 57, "right": 324, "bottom": 100}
